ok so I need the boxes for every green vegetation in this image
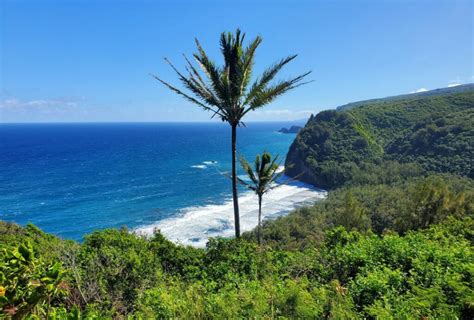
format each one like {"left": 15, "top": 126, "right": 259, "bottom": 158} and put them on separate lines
{"left": 2, "top": 87, "right": 473, "bottom": 318}
{"left": 238, "top": 152, "right": 283, "bottom": 244}
{"left": 153, "top": 29, "right": 310, "bottom": 237}
{"left": 1, "top": 178, "right": 473, "bottom": 318}
{"left": 285, "top": 89, "right": 474, "bottom": 189}
{"left": 252, "top": 174, "right": 473, "bottom": 250}
{"left": 337, "top": 83, "right": 474, "bottom": 111}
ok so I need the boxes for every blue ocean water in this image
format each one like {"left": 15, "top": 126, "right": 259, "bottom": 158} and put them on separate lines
{"left": 0, "top": 122, "right": 308, "bottom": 242}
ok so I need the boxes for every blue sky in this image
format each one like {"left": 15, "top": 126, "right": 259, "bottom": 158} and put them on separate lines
{"left": 0, "top": 0, "right": 472, "bottom": 122}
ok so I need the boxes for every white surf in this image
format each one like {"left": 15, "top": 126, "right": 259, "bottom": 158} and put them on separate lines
{"left": 135, "top": 173, "right": 326, "bottom": 248}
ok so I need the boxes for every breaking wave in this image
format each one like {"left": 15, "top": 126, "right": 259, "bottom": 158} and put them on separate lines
{"left": 135, "top": 174, "right": 326, "bottom": 247}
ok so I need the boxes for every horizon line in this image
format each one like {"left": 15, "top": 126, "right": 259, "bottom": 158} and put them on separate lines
{"left": 0, "top": 119, "right": 308, "bottom": 125}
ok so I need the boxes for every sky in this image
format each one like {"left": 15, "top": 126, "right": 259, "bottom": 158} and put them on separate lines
{"left": 0, "top": 0, "right": 472, "bottom": 122}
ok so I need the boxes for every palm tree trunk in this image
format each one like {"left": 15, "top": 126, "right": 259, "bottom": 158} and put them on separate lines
{"left": 231, "top": 123, "right": 240, "bottom": 237}
{"left": 258, "top": 195, "right": 262, "bottom": 245}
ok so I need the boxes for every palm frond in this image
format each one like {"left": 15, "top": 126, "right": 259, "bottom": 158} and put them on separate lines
{"left": 221, "top": 169, "right": 257, "bottom": 191}
{"left": 240, "top": 156, "right": 258, "bottom": 185}
{"left": 238, "top": 152, "right": 285, "bottom": 196}
{"left": 182, "top": 54, "right": 221, "bottom": 107}
{"left": 150, "top": 74, "right": 225, "bottom": 118}
{"left": 163, "top": 58, "right": 222, "bottom": 110}
{"left": 193, "top": 39, "right": 229, "bottom": 107}
{"left": 154, "top": 30, "right": 311, "bottom": 126}
{"left": 244, "top": 72, "right": 312, "bottom": 115}
{"left": 243, "top": 55, "right": 298, "bottom": 105}
{"left": 239, "top": 36, "right": 262, "bottom": 99}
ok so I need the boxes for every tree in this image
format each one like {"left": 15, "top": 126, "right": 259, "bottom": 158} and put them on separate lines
{"left": 239, "top": 152, "right": 284, "bottom": 244}
{"left": 152, "top": 29, "right": 310, "bottom": 238}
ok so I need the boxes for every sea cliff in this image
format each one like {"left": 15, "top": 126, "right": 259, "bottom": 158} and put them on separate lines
{"left": 285, "top": 85, "right": 474, "bottom": 189}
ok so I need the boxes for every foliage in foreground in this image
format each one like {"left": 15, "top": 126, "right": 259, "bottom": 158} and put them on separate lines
{"left": 1, "top": 175, "right": 473, "bottom": 319}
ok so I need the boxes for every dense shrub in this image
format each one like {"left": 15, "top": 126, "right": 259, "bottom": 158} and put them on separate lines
{"left": 1, "top": 202, "right": 473, "bottom": 318}
{"left": 253, "top": 174, "right": 474, "bottom": 250}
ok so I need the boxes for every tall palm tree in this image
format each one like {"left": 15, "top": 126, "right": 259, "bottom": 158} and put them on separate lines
{"left": 152, "top": 29, "right": 311, "bottom": 238}
{"left": 239, "top": 152, "right": 283, "bottom": 245}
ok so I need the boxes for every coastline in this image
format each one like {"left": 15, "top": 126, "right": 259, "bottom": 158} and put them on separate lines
{"left": 135, "top": 173, "right": 327, "bottom": 247}
{"left": 0, "top": 122, "right": 298, "bottom": 241}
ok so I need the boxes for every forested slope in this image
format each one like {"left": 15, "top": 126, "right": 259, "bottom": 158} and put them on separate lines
{"left": 337, "top": 83, "right": 474, "bottom": 111}
{"left": 285, "top": 87, "right": 474, "bottom": 189}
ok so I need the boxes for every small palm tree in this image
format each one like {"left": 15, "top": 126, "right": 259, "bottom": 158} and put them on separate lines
{"left": 239, "top": 152, "right": 284, "bottom": 244}
{"left": 152, "top": 29, "right": 310, "bottom": 238}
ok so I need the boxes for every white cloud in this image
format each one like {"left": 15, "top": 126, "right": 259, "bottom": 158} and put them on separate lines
{"left": 448, "top": 76, "right": 464, "bottom": 87}
{"left": 0, "top": 98, "right": 79, "bottom": 110}
{"left": 410, "top": 88, "right": 428, "bottom": 94}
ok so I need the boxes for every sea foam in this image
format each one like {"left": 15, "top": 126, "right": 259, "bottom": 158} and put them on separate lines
{"left": 135, "top": 173, "right": 326, "bottom": 247}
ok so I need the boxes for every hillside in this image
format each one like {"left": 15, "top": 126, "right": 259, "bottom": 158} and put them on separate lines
{"left": 337, "top": 83, "right": 474, "bottom": 111}
{"left": 285, "top": 87, "right": 474, "bottom": 189}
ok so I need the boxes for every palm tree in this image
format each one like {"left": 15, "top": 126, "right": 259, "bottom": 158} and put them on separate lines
{"left": 152, "top": 29, "right": 311, "bottom": 238}
{"left": 239, "top": 152, "right": 284, "bottom": 245}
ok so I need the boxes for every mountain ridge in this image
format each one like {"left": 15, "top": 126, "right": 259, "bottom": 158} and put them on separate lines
{"left": 337, "top": 83, "right": 474, "bottom": 111}
{"left": 285, "top": 85, "right": 474, "bottom": 189}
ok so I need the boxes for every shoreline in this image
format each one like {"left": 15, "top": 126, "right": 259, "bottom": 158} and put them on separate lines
{"left": 134, "top": 174, "right": 327, "bottom": 247}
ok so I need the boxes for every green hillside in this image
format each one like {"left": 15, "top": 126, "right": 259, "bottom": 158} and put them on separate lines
{"left": 285, "top": 88, "right": 474, "bottom": 189}
{"left": 337, "top": 83, "right": 474, "bottom": 111}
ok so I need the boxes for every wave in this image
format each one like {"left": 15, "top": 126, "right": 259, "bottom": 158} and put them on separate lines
{"left": 192, "top": 161, "right": 218, "bottom": 169}
{"left": 134, "top": 175, "right": 327, "bottom": 248}
{"left": 113, "top": 192, "right": 173, "bottom": 203}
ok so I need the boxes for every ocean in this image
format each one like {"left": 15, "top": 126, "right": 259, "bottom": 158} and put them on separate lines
{"left": 0, "top": 122, "right": 326, "bottom": 246}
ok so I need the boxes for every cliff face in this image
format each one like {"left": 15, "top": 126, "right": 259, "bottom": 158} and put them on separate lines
{"left": 284, "top": 135, "right": 317, "bottom": 185}
{"left": 285, "top": 88, "right": 474, "bottom": 189}
{"left": 284, "top": 110, "right": 380, "bottom": 189}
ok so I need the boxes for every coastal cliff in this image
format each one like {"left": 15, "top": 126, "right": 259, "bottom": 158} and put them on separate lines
{"left": 285, "top": 84, "right": 474, "bottom": 189}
